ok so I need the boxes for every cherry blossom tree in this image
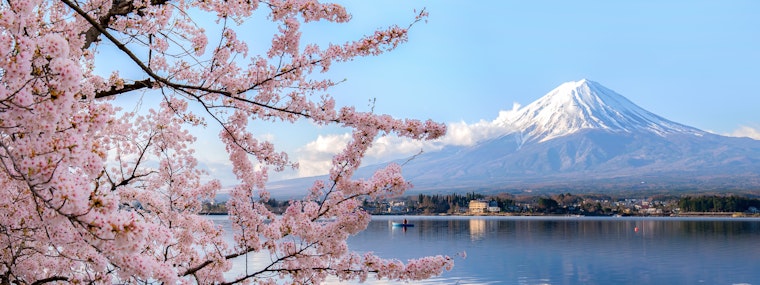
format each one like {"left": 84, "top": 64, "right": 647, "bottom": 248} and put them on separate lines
{"left": 0, "top": 0, "right": 451, "bottom": 284}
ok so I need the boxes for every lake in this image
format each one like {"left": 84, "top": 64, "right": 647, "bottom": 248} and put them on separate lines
{"left": 211, "top": 215, "right": 760, "bottom": 284}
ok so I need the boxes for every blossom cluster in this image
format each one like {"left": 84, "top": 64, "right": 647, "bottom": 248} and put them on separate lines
{"left": 0, "top": 0, "right": 449, "bottom": 284}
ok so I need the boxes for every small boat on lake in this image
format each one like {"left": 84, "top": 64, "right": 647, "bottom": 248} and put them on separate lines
{"left": 392, "top": 222, "right": 414, "bottom": 227}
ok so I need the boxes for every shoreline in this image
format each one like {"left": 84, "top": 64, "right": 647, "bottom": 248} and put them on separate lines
{"left": 371, "top": 212, "right": 760, "bottom": 218}
{"left": 199, "top": 212, "right": 760, "bottom": 218}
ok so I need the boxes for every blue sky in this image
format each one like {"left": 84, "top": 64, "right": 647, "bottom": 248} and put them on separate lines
{"left": 320, "top": 1, "right": 759, "bottom": 129}
{"left": 103, "top": 1, "right": 760, "bottom": 184}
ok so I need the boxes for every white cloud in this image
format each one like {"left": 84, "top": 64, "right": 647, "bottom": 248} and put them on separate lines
{"left": 295, "top": 134, "right": 351, "bottom": 177}
{"left": 291, "top": 103, "right": 522, "bottom": 178}
{"left": 442, "top": 119, "right": 510, "bottom": 146}
{"left": 366, "top": 135, "right": 440, "bottom": 159}
{"left": 294, "top": 133, "right": 437, "bottom": 178}
{"left": 440, "top": 102, "right": 520, "bottom": 146}
{"left": 726, "top": 126, "right": 760, "bottom": 140}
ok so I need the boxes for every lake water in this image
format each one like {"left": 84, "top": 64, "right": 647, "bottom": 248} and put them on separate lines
{"left": 211, "top": 215, "right": 760, "bottom": 284}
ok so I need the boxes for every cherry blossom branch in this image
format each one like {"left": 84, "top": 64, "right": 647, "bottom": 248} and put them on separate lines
{"left": 94, "top": 79, "right": 153, "bottom": 99}
{"left": 65, "top": 0, "right": 320, "bottom": 120}
{"left": 1, "top": 0, "right": 449, "bottom": 283}
{"left": 29, "top": 275, "right": 68, "bottom": 285}
{"left": 82, "top": 0, "right": 170, "bottom": 49}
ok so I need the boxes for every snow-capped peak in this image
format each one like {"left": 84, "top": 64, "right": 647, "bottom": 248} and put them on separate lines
{"left": 503, "top": 79, "right": 704, "bottom": 143}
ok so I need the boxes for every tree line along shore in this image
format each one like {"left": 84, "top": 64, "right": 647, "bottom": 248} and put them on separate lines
{"left": 201, "top": 192, "right": 760, "bottom": 217}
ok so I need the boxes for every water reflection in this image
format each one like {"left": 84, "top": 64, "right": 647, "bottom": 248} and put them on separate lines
{"left": 343, "top": 216, "right": 760, "bottom": 285}
{"left": 469, "top": 219, "right": 486, "bottom": 241}
{"left": 208, "top": 215, "right": 760, "bottom": 285}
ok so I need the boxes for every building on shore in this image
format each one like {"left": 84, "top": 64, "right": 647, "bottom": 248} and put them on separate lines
{"left": 469, "top": 200, "right": 488, "bottom": 214}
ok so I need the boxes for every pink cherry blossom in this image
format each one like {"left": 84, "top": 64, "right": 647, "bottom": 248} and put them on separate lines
{"left": 0, "top": 0, "right": 449, "bottom": 284}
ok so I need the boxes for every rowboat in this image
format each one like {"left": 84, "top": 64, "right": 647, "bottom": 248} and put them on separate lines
{"left": 392, "top": 222, "right": 414, "bottom": 227}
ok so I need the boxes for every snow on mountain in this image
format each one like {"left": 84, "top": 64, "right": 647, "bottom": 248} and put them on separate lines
{"left": 269, "top": 79, "right": 760, "bottom": 197}
{"left": 502, "top": 79, "right": 704, "bottom": 143}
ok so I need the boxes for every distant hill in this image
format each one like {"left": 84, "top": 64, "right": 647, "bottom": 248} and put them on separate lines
{"left": 268, "top": 79, "right": 760, "bottom": 197}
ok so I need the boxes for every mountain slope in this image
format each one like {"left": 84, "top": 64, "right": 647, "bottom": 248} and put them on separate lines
{"left": 504, "top": 79, "right": 705, "bottom": 143}
{"left": 270, "top": 79, "right": 760, "bottom": 196}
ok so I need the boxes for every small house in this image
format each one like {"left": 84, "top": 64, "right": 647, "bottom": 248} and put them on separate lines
{"left": 469, "top": 200, "right": 488, "bottom": 214}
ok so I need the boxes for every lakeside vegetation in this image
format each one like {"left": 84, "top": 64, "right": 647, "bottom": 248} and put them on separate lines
{"left": 202, "top": 192, "right": 760, "bottom": 217}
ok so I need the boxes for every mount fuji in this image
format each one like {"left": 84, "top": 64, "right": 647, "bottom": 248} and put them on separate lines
{"left": 504, "top": 79, "right": 705, "bottom": 143}
{"left": 272, "top": 79, "right": 760, "bottom": 195}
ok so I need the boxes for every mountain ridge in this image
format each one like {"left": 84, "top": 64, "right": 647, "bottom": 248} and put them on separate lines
{"left": 268, "top": 80, "right": 760, "bottom": 197}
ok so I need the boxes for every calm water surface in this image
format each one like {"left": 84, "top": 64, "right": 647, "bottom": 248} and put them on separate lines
{"left": 212, "top": 215, "right": 760, "bottom": 284}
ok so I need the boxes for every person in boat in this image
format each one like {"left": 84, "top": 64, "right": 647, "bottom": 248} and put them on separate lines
{"left": 403, "top": 219, "right": 407, "bottom": 225}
